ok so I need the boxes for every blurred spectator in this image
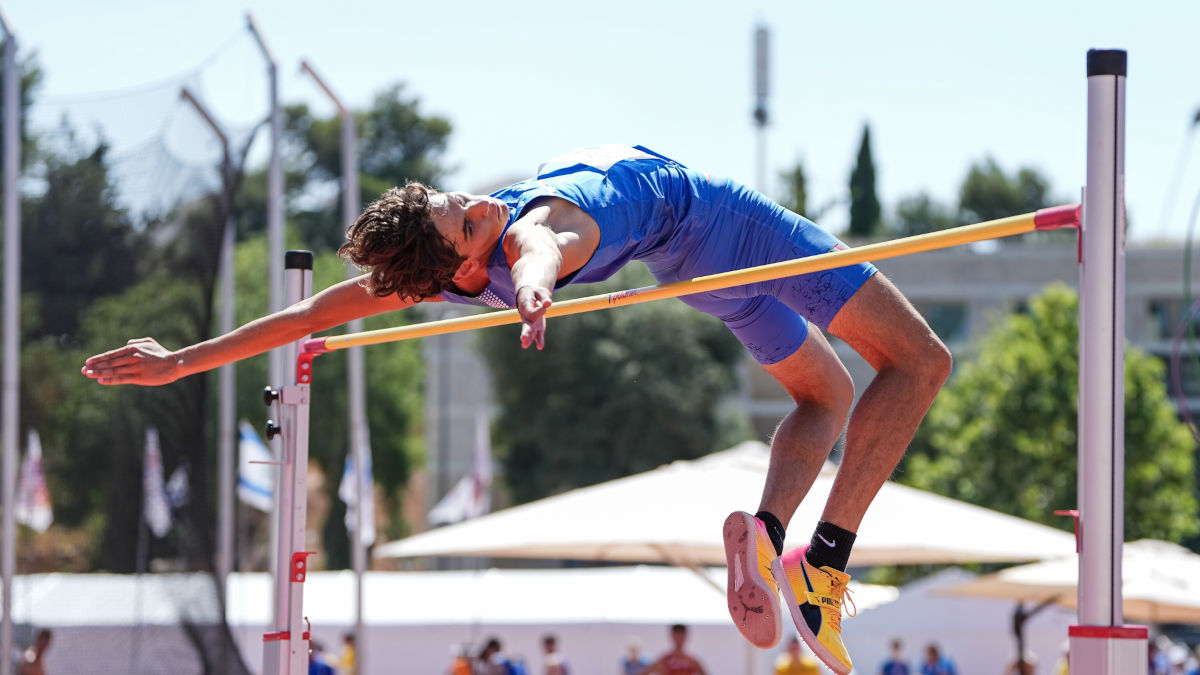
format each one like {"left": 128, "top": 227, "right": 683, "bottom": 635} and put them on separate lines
{"left": 476, "top": 637, "right": 527, "bottom": 675}
{"left": 1187, "top": 643, "right": 1200, "bottom": 675}
{"left": 308, "top": 640, "right": 335, "bottom": 675}
{"left": 542, "top": 634, "right": 569, "bottom": 675}
{"left": 880, "top": 638, "right": 910, "bottom": 675}
{"left": 620, "top": 638, "right": 649, "bottom": 675}
{"left": 449, "top": 644, "right": 473, "bottom": 675}
{"left": 774, "top": 637, "right": 819, "bottom": 675}
{"left": 1004, "top": 652, "right": 1036, "bottom": 675}
{"left": 1052, "top": 640, "right": 1069, "bottom": 675}
{"left": 334, "top": 633, "right": 357, "bottom": 675}
{"left": 1170, "top": 643, "right": 1190, "bottom": 674}
{"left": 1151, "top": 636, "right": 1172, "bottom": 675}
{"left": 18, "top": 629, "right": 51, "bottom": 675}
{"left": 642, "top": 624, "right": 708, "bottom": 675}
{"left": 918, "top": 643, "right": 956, "bottom": 675}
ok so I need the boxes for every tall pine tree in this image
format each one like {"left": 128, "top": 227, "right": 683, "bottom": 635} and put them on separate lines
{"left": 848, "top": 124, "right": 882, "bottom": 239}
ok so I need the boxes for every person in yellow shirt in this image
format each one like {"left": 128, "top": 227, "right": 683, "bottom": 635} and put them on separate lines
{"left": 334, "top": 633, "right": 357, "bottom": 675}
{"left": 774, "top": 637, "right": 819, "bottom": 675}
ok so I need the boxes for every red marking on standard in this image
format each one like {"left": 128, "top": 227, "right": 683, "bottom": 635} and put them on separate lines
{"left": 1053, "top": 509, "right": 1080, "bottom": 553}
{"left": 263, "top": 632, "right": 289, "bottom": 642}
{"left": 292, "top": 551, "right": 316, "bottom": 582}
{"left": 302, "top": 337, "right": 330, "bottom": 354}
{"left": 1034, "top": 204, "right": 1082, "bottom": 230}
{"left": 1069, "top": 625, "right": 1148, "bottom": 640}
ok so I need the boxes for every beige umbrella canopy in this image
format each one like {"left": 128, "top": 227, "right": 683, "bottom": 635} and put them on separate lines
{"left": 377, "top": 441, "right": 1074, "bottom": 566}
{"left": 942, "top": 539, "right": 1200, "bottom": 623}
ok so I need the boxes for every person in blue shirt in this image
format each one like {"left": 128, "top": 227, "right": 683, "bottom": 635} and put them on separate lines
{"left": 880, "top": 638, "right": 910, "bottom": 675}
{"left": 308, "top": 641, "right": 335, "bottom": 675}
{"left": 918, "top": 644, "right": 956, "bottom": 675}
{"left": 83, "top": 146, "right": 951, "bottom": 675}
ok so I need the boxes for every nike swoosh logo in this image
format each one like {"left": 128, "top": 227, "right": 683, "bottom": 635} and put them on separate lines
{"left": 817, "top": 533, "right": 836, "bottom": 548}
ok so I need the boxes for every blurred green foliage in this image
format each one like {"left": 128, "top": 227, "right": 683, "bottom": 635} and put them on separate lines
{"left": 477, "top": 264, "right": 753, "bottom": 504}
{"left": 848, "top": 124, "right": 883, "bottom": 239}
{"left": 900, "top": 284, "right": 1198, "bottom": 544}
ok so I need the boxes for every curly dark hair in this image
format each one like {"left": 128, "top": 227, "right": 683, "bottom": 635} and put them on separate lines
{"left": 338, "top": 182, "right": 464, "bottom": 301}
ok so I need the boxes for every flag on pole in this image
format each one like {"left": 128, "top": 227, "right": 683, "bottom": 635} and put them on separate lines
{"left": 428, "top": 412, "right": 493, "bottom": 526}
{"left": 237, "top": 421, "right": 275, "bottom": 512}
{"left": 15, "top": 430, "right": 52, "bottom": 533}
{"left": 338, "top": 446, "right": 376, "bottom": 546}
{"left": 165, "top": 464, "right": 190, "bottom": 509}
{"left": 143, "top": 427, "right": 173, "bottom": 538}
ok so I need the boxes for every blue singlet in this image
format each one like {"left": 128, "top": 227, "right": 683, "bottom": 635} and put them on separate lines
{"left": 441, "top": 145, "right": 876, "bottom": 364}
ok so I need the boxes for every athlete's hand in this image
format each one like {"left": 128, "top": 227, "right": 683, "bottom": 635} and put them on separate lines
{"left": 516, "top": 285, "right": 552, "bottom": 350}
{"left": 81, "top": 338, "right": 182, "bottom": 386}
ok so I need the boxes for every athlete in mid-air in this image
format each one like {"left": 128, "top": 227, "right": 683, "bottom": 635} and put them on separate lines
{"left": 83, "top": 145, "right": 951, "bottom": 674}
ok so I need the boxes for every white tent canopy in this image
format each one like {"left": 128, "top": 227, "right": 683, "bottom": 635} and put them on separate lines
{"left": 943, "top": 539, "right": 1200, "bottom": 624}
{"left": 378, "top": 441, "right": 1075, "bottom": 566}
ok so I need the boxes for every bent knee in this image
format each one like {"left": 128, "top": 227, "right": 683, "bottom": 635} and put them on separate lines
{"left": 906, "top": 335, "right": 953, "bottom": 389}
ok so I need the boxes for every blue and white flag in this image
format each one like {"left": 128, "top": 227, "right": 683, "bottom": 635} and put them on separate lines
{"left": 15, "top": 430, "right": 53, "bottom": 533}
{"left": 143, "top": 427, "right": 172, "bottom": 538}
{"left": 237, "top": 421, "right": 275, "bottom": 513}
{"left": 338, "top": 447, "right": 376, "bottom": 546}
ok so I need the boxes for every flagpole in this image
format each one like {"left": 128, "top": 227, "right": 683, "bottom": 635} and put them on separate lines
{"left": 299, "top": 60, "right": 369, "bottom": 672}
{"left": 0, "top": 10, "right": 20, "bottom": 675}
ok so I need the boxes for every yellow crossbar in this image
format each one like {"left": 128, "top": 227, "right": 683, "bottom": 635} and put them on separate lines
{"left": 315, "top": 205, "right": 1079, "bottom": 352}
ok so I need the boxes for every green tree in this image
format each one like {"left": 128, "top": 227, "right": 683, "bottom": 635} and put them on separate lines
{"left": 892, "top": 192, "right": 957, "bottom": 237}
{"left": 847, "top": 124, "right": 882, "bottom": 239}
{"left": 778, "top": 159, "right": 807, "bottom": 216}
{"left": 23, "top": 142, "right": 145, "bottom": 337}
{"left": 478, "top": 265, "right": 752, "bottom": 504}
{"left": 902, "top": 284, "right": 1198, "bottom": 543}
{"left": 957, "top": 157, "right": 1052, "bottom": 225}
{"left": 240, "top": 84, "right": 453, "bottom": 252}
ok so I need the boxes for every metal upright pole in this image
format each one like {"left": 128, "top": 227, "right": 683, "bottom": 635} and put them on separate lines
{"left": 299, "top": 59, "right": 369, "bottom": 674}
{"left": 1071, "top": 48, "right": 1146, "bottom": 674}
{"left": 0, "top": 10, "right": 18, "bottom": 675}
{"left": 247, "top": 13, "right": 286, "bottom": 619}
{"left": 262, "top": 251, "right": 314, "bottom": 675}
{"left": 179, "top": 87, "right": 237, "bottom": 603}
{"left": 752, "top": 23, "right": 770, "bottom": 193}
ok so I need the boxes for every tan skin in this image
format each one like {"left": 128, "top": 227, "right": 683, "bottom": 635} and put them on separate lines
{"left": 83, "top": 183, "right": 949, "bottom": 550}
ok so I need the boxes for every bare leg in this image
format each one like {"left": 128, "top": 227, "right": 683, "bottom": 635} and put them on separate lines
{"left": 757, "top": 326, "right": 855, "bottom": 530}
{"left": 821, "top": 274, "right": 952, "bottom": 531}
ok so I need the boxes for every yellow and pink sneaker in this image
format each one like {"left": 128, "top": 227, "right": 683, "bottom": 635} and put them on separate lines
{"left": 722, "top": 511, "right": 783, "bottom": 649}
{"left": 772, "top": 546, "right": 856, "bottom": 675}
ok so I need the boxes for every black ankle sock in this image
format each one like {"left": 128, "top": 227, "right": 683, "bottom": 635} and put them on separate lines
{"left": 805, "top": 520, "right": 856, "bottom": 572}
{"left": 754, "top": 510, "right": 786, "bottom": 557}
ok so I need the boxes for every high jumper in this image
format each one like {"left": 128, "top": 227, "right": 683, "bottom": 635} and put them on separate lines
{"left": 85, "top": 143, "right": 960, "bottom": 674}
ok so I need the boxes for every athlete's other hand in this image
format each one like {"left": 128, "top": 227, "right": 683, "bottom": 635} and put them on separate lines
{"left": 516, "top": 285, "right": 552, "bottom": 350}
{"left": 81, "top": 337, "right": 182, "bottom": 386}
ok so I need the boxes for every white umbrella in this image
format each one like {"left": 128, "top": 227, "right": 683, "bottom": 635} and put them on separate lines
{"left": 377, "top": 441, "right": 1074, "bottom": 566}
{"left": 941, "top": 539, "right": 1200, "bottom": 623}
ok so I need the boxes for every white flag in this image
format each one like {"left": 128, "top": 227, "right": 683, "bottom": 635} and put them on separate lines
{"left": 428, "top": 413, "right": 493, "bottom": 526}
{"left": 15, "top": 430, "right": 52, "bottom": 533}
{"left": 237, "top": 421, "right": 275, "bottom": 512}
{"left": 143, "top": 427, "right": 172, "bottom": 538}
{"left": 338, "top": 448, "right": 376, "bottom": 546}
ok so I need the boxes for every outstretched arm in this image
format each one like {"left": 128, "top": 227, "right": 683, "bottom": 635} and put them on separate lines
{"left": 82, "top": 274, "right": 425, "bottom": 386}
{"left": 504, "top": 198, "right": 599, "bottom": 350}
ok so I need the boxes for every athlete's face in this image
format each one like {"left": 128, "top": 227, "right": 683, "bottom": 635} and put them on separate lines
{"left": 429, "top": 190, "right": 509, "bottom": 266}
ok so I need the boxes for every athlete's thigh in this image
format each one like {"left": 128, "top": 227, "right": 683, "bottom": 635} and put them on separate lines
{"left": 679, "top": 292, "right": 847, "bottom": 403}
{"left": 826, "top": 273, "right": 940, "bottom": 370}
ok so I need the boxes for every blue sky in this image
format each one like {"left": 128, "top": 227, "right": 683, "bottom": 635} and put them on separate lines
{"left": 7, "top": 0, "right": 1197, "bottom": 242}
